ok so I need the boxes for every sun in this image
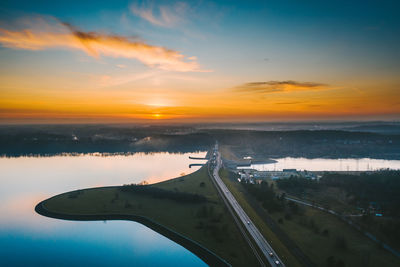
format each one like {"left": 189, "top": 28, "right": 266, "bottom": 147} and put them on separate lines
{"left": 152, "top": 113, "right": 162, "bottom": 119}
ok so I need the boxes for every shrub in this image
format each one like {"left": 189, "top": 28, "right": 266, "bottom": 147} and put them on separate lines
{"left": 326, "top": 256, "right": 335, "bottom": 267}
{"left": 284, "top": 213, "right": 292, "bottom": 220}
{"left": 124, "top": 201, "right": 132, "bottom": 208}
{"left": 334, "top": 235, "right": 348, "bottom": 251}
{"left": 322, "top": 229, "right": 330, "bottom": 236}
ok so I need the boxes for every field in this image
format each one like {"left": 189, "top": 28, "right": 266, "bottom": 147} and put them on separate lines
{"left": 269, "top": 206, "right": 400, "bottom": 266}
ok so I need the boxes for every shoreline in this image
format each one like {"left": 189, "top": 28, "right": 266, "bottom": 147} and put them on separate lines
{"left": 35, "top": 198, "right": 230, "bottom": 267}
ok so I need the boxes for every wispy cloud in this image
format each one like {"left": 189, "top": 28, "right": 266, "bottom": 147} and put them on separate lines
{"left": 0, "top": 17, "right": 207, "bottom": 72}
{"left": 275, "top": 101, "right": 307, "bottom": 105}
{"left": 95, "top": 70, "right": 160, "bottom": 87}
{"left": 130, "top": 1, "right": 188, "bottom": 28}
{"left": 235, "top": 80, "right": 328, "bottom": 94}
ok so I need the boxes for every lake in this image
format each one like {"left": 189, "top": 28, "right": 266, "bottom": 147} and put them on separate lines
{"left": 243, "top": 157, "right": 400, "bottom": 171}
{"left": 0, "top": 152, "right": 207, "bottom": 267}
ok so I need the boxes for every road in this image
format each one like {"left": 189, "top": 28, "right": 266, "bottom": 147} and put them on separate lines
{"left": 285, "top": 196, "right": 338, "bottom": 216}
{"left": 210, "top": 144, "right": 285, "bottom": 267}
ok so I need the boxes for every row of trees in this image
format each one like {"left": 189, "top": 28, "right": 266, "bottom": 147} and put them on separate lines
{"left": 120, "top": 184, "right": 207, "bottom": 203}
{"left": 276, "top": 171, "right": 400, "bottom": 250}
{"left": 276, "top": 171, "right": 400, "bottom": 217}
{"left": 276, "top": 176, "right": 320, "bottom": 192}
{"left": 239, "top": 175, "right": 353, "bottom": 266}
{"left": 240, "top": 181, "right": 284, "bottom": 213}
{"left": 320, "top": 171, "right": 400, "bottom": 213}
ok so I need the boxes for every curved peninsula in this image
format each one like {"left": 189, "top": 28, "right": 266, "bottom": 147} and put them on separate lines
{"left": 35, "top": 167, "right": 259, "bottom": 267}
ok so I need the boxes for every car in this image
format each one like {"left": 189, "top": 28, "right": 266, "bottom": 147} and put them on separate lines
{"left": 247, "top": 221, "right": 250, "bottom": 225}
{"left": 269, "top": 252, "right": 274, "bottom": 257}
{"left": 275, "top": 260, "right": 280, "bottom": 265}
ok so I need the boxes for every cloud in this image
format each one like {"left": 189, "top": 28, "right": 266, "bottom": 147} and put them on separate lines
{"left": 96, "top": 70, "right": 160, "bottom": 87}
{"left": 275, "top": 101, "right": 306, "bottom": 105}
{"left": 130, "top": 1, "right": 188, "bottom": 28}
{"left": 235, "top": 80, "right": 328, "bottom": 94}
{"left": 0, "top": 17, "right": 206, "bottom": 72}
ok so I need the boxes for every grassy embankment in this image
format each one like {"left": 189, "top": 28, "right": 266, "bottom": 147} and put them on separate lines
{"left": 219, "top": 145, "right": 244, "bottom": 162}
{"left": 39, "top": 166, "right": 259, "bottom": 267}
{"left": 220, "top": 170, "right": 400, "bottom": 267}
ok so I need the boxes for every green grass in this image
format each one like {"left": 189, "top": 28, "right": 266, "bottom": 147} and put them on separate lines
{"left": 43, "top": 166, "right": 259, "bottom": 267}
{"left": 219, "top": 145, "right": 241, "bottom": 162}
{"left": 269, "top": 206, "right": 400, "bottom": 266}
{"left": 272, "top": 178, "right": 400, "bottom": 254}
{"left": 223, "top": 176, "right": 400, "bottom": 267}
{"left": 219, "top": 168, "right": 302, "bottom": 267}
{"left": 273, "top": 183, "right": 359, "bottom": 215}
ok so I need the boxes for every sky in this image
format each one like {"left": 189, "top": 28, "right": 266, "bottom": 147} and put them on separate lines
{"left": 0, "top": 0, "right": 399, "bottom": 123}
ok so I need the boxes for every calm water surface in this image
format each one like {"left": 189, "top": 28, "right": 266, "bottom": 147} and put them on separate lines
{"left": 0, "top": 152, "right": 207, "bottom": 267}
{"left": 246, "top": 157, "right": 400, "bottom": 171}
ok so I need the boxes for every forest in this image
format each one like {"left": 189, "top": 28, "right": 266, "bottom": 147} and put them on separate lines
{"left": 1, "top": 124, "right": 399, "bottom": 159}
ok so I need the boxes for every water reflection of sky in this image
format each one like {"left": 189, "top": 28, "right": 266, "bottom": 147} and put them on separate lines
{"left": 245, "top": 157, "right": 400, "bottom": 171}
{"left": 0, "top": 152, "right": 207, "bottom": 266}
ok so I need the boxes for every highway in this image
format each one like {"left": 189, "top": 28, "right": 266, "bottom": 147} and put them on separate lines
{"left": 210, "top": 143, "right": 285, "bottom": 267}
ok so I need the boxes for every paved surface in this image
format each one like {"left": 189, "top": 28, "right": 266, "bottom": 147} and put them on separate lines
{"left": 285, "top": 196, "right": 338, "bottom": 215}
{"left": 211, "top": 144, "right": 285, "bottom": 267}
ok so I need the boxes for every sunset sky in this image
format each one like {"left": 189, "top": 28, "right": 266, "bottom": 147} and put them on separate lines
{"left": 0, "top": 0, "right": 399, "bottom": 123}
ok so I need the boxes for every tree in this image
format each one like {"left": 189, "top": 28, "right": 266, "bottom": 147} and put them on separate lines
{"left": 334, "top": 235, "right": 348, "bottom": 251}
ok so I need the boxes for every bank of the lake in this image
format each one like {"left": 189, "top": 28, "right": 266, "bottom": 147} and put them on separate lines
{"left": 0, "top": 152, "right": 210, "bottom": 267}
{"left": 35, "top": 196, "right": 228, "bottom": 267}
{"left": 36, "top": 167, "right": 260, "bottom": 267}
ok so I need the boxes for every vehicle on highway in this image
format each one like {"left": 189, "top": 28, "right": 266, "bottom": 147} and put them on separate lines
{"left": 269, "top": 252, "right": 274, "bottom": 257}
{"left": 211, "top": 144, "right": 285, "bottom": 266}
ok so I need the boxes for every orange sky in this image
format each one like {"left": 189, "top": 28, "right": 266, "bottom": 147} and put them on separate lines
{"left": 1, "top": 77, "right": 399, "bottom": 123}
{"left": 0, "top": 4, "right": 399, "bottom": 123}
